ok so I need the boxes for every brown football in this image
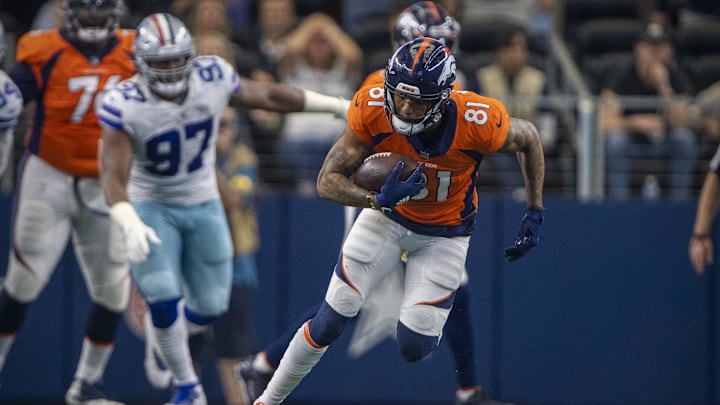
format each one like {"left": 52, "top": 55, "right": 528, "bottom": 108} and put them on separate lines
{"left": 352, "top": 152, "right": 419, "bottom": 192}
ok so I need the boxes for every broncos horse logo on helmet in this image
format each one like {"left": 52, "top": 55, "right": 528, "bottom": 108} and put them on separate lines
{"left": 393, "top": 1, "right": 461, "bottom": 54}
{"left": 64, "top": 0, "right": 124, "bottom": 44}
{"left": 384, "top": 37, "right": 456, "bottom": 136}
{"left": 134, "top": 13, "right": 196, "bottom": 99}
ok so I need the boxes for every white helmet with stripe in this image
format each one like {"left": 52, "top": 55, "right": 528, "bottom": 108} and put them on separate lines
{"left": 134, "top": 13, "right": 195, "bottom": 98}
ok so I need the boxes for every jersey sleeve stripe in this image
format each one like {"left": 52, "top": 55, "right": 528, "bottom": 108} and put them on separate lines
{"left": 101, "top": 103, "right": 122, "bottom": 119}
{"left": 99, "top": 115, "right": 123, "bottom": 130}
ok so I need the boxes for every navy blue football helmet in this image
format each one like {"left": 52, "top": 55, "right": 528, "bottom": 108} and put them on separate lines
{"left": 393, "top": 1, "right": 461, "bottom": 53}
{"left": 384, "top": 37, "right": 456, "bottom": 136}
{"left": 64, "top": 0, "right": 124, "bottom": 44}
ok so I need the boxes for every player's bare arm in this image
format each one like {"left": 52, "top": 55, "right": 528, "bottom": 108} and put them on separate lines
{"left": 497, "top": 117, "right": 545, "bottom": 208}
{"left": 232, "top": 77, "right": 305, "bottom": 112}
{"left": 317, "top": 127, "right": 374, "bottom": 208}
{"left": 100, "top": 126, "right": 134, "bottom": 206}
{"left": 690, "top": 170, "right": 720, "bottom": 274}
{"left": 232, "top": 77, "right": 348, "bottom": 117}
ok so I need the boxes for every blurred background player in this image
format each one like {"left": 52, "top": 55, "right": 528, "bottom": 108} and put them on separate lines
{"left": 99, "top": 12, "right": 348, "bottom": 405}
{"left": 236, "top": 4, "right": 515, "bottom": 405}
{"left": 0, "top": 1, "right": 134, "bottom": 404}
{"left": 688, "top": 144, "right": 720, "bottom": 274}
{"left": 0, "top": 20, "right": 23, "bottom": 179}
{"left": 253, "top": 35, "right": 544, "bottom": 405}
{"left": 214, "top": 105, "right": 261, "bottom": 405}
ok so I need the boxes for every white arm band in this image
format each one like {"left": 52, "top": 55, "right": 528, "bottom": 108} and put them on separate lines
{"left": 302, "top": 89, "right": 351, "bottom": 120}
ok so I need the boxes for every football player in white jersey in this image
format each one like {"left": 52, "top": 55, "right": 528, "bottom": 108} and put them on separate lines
{"left": 0, "top": 20, "right": 22, "bottom": 176}
{"left": 98, "top": 13, "right": 347, "bottom": 405}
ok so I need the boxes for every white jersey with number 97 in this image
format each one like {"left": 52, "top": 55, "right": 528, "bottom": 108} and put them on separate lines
{"left": 98, "top": 55, "right": 239, "bottom": 206}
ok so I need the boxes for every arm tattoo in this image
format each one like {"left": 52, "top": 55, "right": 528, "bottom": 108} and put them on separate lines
{"left": 318, "top": 140, "right": 374, "bottom": 207}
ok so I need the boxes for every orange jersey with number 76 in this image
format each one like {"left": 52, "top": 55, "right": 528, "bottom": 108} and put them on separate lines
{"left": 15, "top": 28, "right": 136, "bottom": 178}
{"left": 347, "top": 85, "right": 510, "bottom": 236}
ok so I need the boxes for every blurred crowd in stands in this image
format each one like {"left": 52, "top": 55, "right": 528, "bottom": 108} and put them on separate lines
{"left": 1, "top": 0, "right": 720, "bottom": 200}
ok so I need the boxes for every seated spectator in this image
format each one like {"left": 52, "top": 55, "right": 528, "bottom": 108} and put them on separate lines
{"left": 468, "top": 25, "right": 556, "bottom": 197}
{"left": 600, "top": 23, "right": 696, "bottom": 200}
{"left": 276, "top": 12, "right": 362, "bottom": 194}
{"left": 194, "top": 30, "right": 284, "bottom": 188}
{"left": 213, "top": 105, "right": 261, "bottom": 405}
{"left": 692, "top": 80, "right": 720, "bottom": 141}
{"left": 239, "top": 0, "right": 299, "bottom": 79}
{"left": 188, "top": 0, "right": 233, "bottom": 36}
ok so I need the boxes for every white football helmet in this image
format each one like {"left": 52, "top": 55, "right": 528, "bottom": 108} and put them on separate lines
{"left": 134, "top": 13, "right": 196, "bottom": 98}
{"left": 64, "top": 0, "right": 124, "bottom": 44}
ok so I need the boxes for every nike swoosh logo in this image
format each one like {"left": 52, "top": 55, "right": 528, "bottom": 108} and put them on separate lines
{"left": 496, "top": 114, "right": 503, "bottom": 128}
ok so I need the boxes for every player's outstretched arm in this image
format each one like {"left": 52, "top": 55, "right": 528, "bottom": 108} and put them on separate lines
{"left": 498, "top": 117, "right": 546, "bottom": 261}
{"left": 497, "top": 117, "right": 545, "bottom": 209}
{"left": 690, "top": 170, "right": 720, "bottom": 274}
{"left": 232, "top": 77, "right": 349, "bottom": 118}
{"left": 317, "top": 127, "right": 375, "bottom": 208}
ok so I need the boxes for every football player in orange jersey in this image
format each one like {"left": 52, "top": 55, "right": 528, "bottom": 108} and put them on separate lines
{"left": 253, "top": 37, "right": 545, "bottom": 405}
{"left": 237, "top": 3, "right": 512, "bottom": 405}
{"left": 0, "top": 1, "right": 134, "bottom": 404}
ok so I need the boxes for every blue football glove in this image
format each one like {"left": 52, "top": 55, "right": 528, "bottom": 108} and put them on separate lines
{"left": 504, "top": 206, "right": 545, "bottom": 262}
{"left": 375, "top": 162, "right": 426, "bottom": 211}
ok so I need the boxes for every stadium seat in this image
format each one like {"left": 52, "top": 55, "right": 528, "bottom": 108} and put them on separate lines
{"left": 561, "top": 0, "right": 645, "bottom": 42}
{"left": 572, "top": 18, "right": 643, "bottom": 93}
{"left": 676, "top": 23, "right": 720, "bottom": 60}
{"left": 688, "top": 54, "right": 720, "bottom": 92}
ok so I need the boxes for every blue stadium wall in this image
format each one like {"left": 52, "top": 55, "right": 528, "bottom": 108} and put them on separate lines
{"left": 0, "top": 193, "right": 716, "bottom": 405}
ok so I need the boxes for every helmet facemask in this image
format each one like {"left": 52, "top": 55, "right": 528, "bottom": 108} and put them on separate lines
{"left": 136, "top": 54, "right": 194, "bottom": 98}
{"left": 134, "top": 13, "right": 196, "bottom": 99}
{"left": 384, "top": 83, "right": 450, "bottom": 136}
{"left": 64, "top": 0, "right": 123, "bottom": 44}
{"left": 384, "top": 37, "right": 456, "bottom": 136}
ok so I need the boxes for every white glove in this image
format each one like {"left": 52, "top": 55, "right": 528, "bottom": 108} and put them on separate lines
{"left": 109, "top": 201, "right": 161, "bottom": 263}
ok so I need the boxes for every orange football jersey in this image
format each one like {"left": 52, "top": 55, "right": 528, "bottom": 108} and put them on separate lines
{"left": 347, "top": 85, "right": 509, "bottom": 236}
{"left": 16, "top": 29, "right": 136, "bottom": 177}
